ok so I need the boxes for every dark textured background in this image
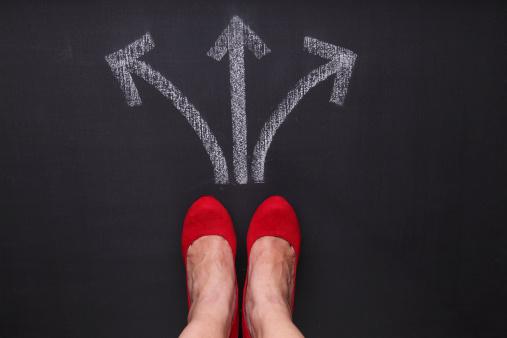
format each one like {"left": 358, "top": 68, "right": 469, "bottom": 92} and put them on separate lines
{"left": 1, "top": 1, "right": 506, "bottom": 336}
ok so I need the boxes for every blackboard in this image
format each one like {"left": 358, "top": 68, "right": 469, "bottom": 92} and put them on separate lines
{"left": 1, "top": 1, "right": 506, "bottom": 336}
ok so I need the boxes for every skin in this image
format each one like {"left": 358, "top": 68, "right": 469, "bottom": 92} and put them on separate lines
{"left": 179, "top": 235, "right": 304, "bottom": 338}
{"left": 179, "top": 235, "right": 236, "bottom": 338}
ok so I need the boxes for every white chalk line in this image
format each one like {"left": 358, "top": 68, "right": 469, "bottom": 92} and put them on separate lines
{"left": 105, "top": 33, "right": 229, "bottom": 184}
{"left": 251, "top": 37, "right": 357, "bottom": 183}
{"left": 304, "top": 37, "right": 357, "bottom": 106}
{"left": 208, "top": 16, "right": 270, "bottom": 184}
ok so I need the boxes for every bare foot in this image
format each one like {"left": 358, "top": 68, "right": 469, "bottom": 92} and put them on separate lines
{"left": 181, "top": 235, "right": 236, "bottom": 338}
{"left": 244, "top": 236, "right": 302, "bottom": 338}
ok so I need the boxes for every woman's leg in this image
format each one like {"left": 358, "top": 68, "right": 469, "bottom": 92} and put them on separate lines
{"left": 244, "top": 236, "right": 304, "bottom": 338}
{"left": 179, "top": 235, "right": 236, "bottom": 338}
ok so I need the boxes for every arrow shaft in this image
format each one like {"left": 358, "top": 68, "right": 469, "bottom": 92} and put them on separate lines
{"left": 228, "top": 40, "right": 248, "bottom": 184}
{"left": 225, "top": 18, "right": 249, "bottom": 185}
{"left": 251, "top": 61, "right": 337, "bottom": 183}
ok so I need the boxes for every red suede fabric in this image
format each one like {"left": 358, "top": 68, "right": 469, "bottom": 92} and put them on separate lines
{"left": 242, "top": 196, "right": 301, "bottom": 338}
{"left": 181, "top": 196, "right": 239, "bottom": 338}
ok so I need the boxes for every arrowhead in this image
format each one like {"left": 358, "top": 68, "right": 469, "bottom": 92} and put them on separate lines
{"left": 105, "top": 33, "right": 155, "bottom": 107}
{"left": 207, "top": 16, "right": 271, "bottom": 61}
{"left": 304, "top": 37, "right": 357, "bottom": 105}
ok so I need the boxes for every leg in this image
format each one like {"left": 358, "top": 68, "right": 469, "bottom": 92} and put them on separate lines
{"left": 179, "top": 235, "right": 236, "bottom": 338}
{"left": 244, "top": 236, "right": 304, "bottom": 338}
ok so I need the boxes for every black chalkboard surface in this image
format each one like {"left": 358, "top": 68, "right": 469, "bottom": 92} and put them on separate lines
{"left": 1, "top": 1, "right": 506, "bottom": 337}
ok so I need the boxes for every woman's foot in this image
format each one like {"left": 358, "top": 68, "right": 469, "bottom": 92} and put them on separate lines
{"left": 244, "top": 236, "right": 303, "bottom": 338}
{"left": 180, "top": 235, "right": 236, "bottom": 338}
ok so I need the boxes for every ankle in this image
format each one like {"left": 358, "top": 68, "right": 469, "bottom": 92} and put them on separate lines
{"left": 245, "top": 272, "right": 293, "bottom": 337}
{"left": 188, "top": 288, "right": 236, "bottom": 334}
{"left": 185, "top": 235, "right": 236, "bottom": 336}
{"left": 246, "top": 301, "right": 292, "bottom": 338}
{"left": 186, "top": 311, "right": 232, "bottom": 337}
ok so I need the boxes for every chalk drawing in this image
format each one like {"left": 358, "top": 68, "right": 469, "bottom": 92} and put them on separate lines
{"left": 105, "top": 33, "right": 229, "bottom": 184}
{"left": 207, "top": 16, "right": 271, "bottom": 184}
{"left": 251, "top": 37, "right": 357, "bottom": 183}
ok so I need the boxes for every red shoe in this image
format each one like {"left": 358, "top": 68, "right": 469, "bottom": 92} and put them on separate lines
{"left": 242, "top": 196, "right": 301, "bottom": 338}
{"left": 182, "top": 196, "right": 239, "bottom": 338}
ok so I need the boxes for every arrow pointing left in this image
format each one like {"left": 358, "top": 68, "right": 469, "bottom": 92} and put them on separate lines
{"left": 105, "top": 33, "right": 229, "bottom": 184}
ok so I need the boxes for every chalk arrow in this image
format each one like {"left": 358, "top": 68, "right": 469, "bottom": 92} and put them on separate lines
{"left": 208, "top": 16, "right": 271, "bottom": 185}
{"left": 251, "top": 37, "right": 357, "bottom": 183}
{"left": 105, "top": 33, "right": 229, "bottom": 184}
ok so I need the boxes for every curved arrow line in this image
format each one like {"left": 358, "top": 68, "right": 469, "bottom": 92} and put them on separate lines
{"left": 105, "top": 33, "right": 229, "bottom": 184}
{"left": 251, "top": 37, "right": 356, "bottom": 183}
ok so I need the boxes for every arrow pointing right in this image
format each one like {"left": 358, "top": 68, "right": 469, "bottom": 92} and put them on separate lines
{"left": 251, "top": 37, "right": 357, "bottom": 183}
{"left": 303, "top": 37, "right": 357, "bottom": 105}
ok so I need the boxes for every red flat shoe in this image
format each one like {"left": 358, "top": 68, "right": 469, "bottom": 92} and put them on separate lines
{"left": 242, "top": 196, "right": 301, "bottom": 338}
{"left": 182, "top": 196, "right": 239, "bottom": 338}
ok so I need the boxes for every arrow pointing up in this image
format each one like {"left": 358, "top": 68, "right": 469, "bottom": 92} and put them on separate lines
{"left": 251, "top": 37, "right": 357, "bottom": 183}
{"left": 105, "top": 33, "right": 229, "bottom": 184}
{"left": 208, "top": 16, "right": 271, "bottom": 184}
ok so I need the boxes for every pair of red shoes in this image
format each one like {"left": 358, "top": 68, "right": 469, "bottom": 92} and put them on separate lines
{"left": 182, "top": 196, "right": 301, "bottom": 338}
